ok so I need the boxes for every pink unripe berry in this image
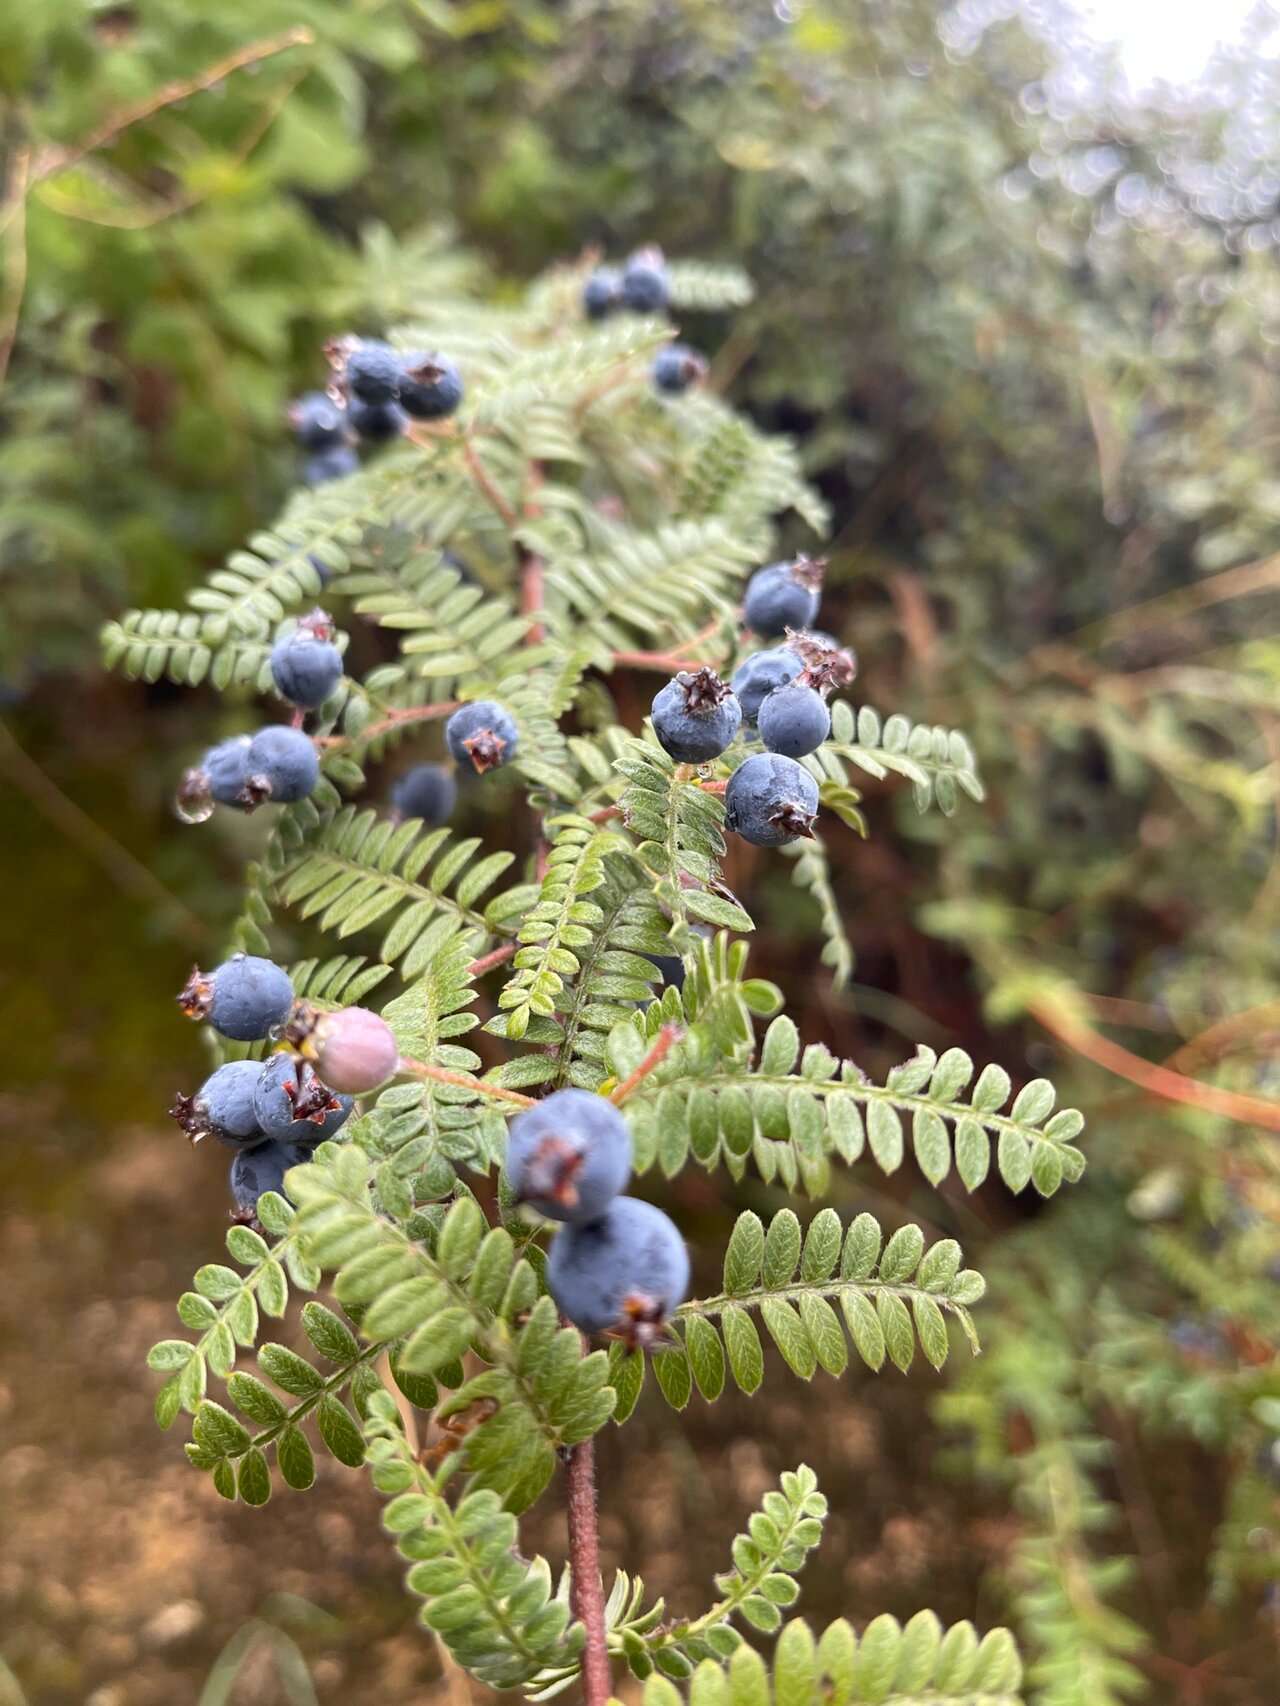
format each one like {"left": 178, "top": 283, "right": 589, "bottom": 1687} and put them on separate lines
{"left": 311, "top": 1007, "right": 399, "bottom": 1094}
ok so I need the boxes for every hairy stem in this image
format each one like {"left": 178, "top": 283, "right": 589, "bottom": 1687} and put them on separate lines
{"left": 610, "top": 1023, "right": 684, "bottom": 1104}
{"left": 564, "top": 1398, "right": 611, "bottom": 1706}
{"left": 396, "top": 1056, "right": 535, "bottom": 1107}
{"left": 316, "top": 698, "right": 459, "bottom": 750}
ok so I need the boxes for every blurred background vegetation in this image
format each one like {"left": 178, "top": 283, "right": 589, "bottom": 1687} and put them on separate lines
{"left": 2, "top": 2, "right": 1279, "bottom": 1703}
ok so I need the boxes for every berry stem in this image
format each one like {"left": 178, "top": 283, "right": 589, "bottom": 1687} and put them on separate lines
{"left": 396, "top": 1057, "right": 535, "bottom": 1107}
{"left": 315, "top": 699, "right": 459, "bottom": 749}
{"left": 610, "top": 1023, "right": 684, "bottom": 1105}
{"left": 564, "top": 1368, "right": 612, "bottom": 1706}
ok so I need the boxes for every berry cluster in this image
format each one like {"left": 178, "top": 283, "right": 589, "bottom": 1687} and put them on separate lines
{"left": 171, "top": 953, "right": 400, "bottom": 1222}
{"left": 648, "top": 559, "right": 856, "bottom": 848}
{"left": 582, "top": 246, "right": 708, "bottom": 398}
{"left": 291, "top": 337, "right": 465, "bottom": 487}
{"left": 507, "top": 1090, "right": 689, "bottom": 1346}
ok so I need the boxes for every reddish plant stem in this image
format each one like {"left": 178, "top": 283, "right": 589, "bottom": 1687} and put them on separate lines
{"left": 519, "top": 545, "right": 546, "bottom": 644}
{"left": 396, "top": 1056, "right": 534, "bottom": 1107}
{"left": 610, "top": 1023, "right": 684, "bottom": 1105}
{"left": 564, "top": 1400, "right": 612, "bottom": 1706}
{"left": 611, "top": 619, "right": 728, "bottom": 674}
{"left": 588, "top": 803, "right": 622, "bottom": 824}
{"left": 467, "top": 943, "right": 517, "bottom": 977}
{"left": 315, "top": 699, "right": 458, "bottom": 749}
{"left": 462, "top": 439, "right": 520, "bottom": 528}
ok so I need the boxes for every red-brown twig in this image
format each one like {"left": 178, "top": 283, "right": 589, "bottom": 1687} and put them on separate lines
{"left": 611, "top": 619, "right": 728, "bottom": 674}
{"left": 610, "top": 1024, "right": 684, "bottom": 1105}
{"left": 519, "top": 545, "right": 546, "bottom": 645}
{"left": 315, "top": 700, "right": 458, "bottom": 749}
{"left": 467, "top": 944, "right": 518, "bottom": 978}
{"left": 1030, "top": 999, "right": 1280, "bottom": 1133}
{"left": 397, "top": 1057, "right": 534, "bottom": 1108}
{"left": 564, "top": 1367, "right": 612, "bottom": 1706}
{"left": 462, "top": 440, "right": 519, "bottom": 528}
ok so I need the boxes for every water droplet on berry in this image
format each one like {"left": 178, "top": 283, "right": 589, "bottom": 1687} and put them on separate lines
{"left": 174, "top": 771, "right": 214, "bottom": 824}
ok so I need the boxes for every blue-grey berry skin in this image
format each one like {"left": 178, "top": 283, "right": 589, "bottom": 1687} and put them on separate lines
{"left": 731, "top": 648, "right": 804, "bottom": 727}
{"left": 181, "top": 954, "right": 295, "bottom": 1041}
{"left": 180, "top": 1061, "right": 264, "bottom": 1147}
{"left": 547, "top": 1197, "right": 690, "bottom": 1336}
{"left": 621, "top": 256, "right": 671, "bottom": 315}
{"left": 743, "top": 562, "right": 822, "bottom": 637}
{"left": 253, "top": 1052, "right": 353, "bottom": 1144}
{"left": 652, "top": 344, "right": 705, "bottom": 394}
{"left": 202, "top": 736, "right": 252, "bottom": 805}
{"left": 270, "top": 632, "right": 343, "bottom": 710}
{"left": 724, "top": 752, "right": 820, "bottom": 847}
{"left": 757, "top": 682, "right": 831, "bottom": 759}
{"left": 651, "top": 674, "right": 742, "bottom": 763}
{"left": 506, "top": 1089, "right": 632, "bottom": 1224}
{"left": 583, "top": 269, "right": 621, "bottom": 319}
{"left": 348, "top": 396, "right": 407, "bottom": 443}
{"left": 290, "top": 391, "right": 346, "bottom": 451}
{"left": 230, "top": 1140, "right": 312, "bottom": 1219}
{"left": 391, "top": 763, "right": 457, "bottom": 827}
{"left": 344, "top": 339, "right": 400, "bottom": 404}
{"left": 303, "top": 446, "right": 359, "bottom": 486}
{"left": 244, "top": 725, "right": 319, "bottom": 804}
{"left": 398, "top": 352, "right": 463, "bottom": 420}
{"left": 446, "top": 701, "right": 519, "bottom": 774}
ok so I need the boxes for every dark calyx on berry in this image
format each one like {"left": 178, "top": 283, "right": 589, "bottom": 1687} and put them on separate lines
{"left": 446, "top": 701, "right": 518, "bottom": 774}
{"left": 653, "top": 344, "right": 707, "bottom": 394}
{"left": 677, "top": 666, "right": 730, "bottom": 713}
{"left": 398, "top": 352, "right": 463, "bottom": 420}
{"left": 786, "top": 627, "right": 857, "bottom": 691}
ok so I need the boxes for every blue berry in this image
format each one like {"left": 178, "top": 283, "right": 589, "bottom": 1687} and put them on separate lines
{"left": 179, "top": 954, "right": 295, "bottom": 1041}
{"left": 242, "top": 725, "right": 320, "bottom": 806}
{"left": 303, "top": 446, "right": 359, "bottom": 486}
{"left": 289, "top": 391, "right": 347, "bottom": 451}
{"left": 391, "top": 763, "right": 457, "bottom": 827}
{"left": 348, "top": 396, "right": 407, "bottom": 443}
{"left": 547, "top": 1197, "right": 689, "bottom": 1342}
{"left": 506, "top": 1089, "right": 632, "bottom": 1224}
{"left": 230, "top": 1140, "right": 312, "bottom": 1222}
{"left": 583, "top": 268, "right": 622, "bottom": 319}
{"left": 651, "top": 668, "right": 742, "bottom": 762}
{"left": 757, "top": 682, "right": 830, "bottom": 758}
{"left": 652, "top": 344, "right": 707, "bottom": 394}
{"left": 253, "top": 1052, "right": 353, "bottom": 1144}
{"left": 270, "top": 612, "right": 343, "bottom": 710}
{"left": 621, "top": 248, "right": 671, "bottom": 315}
{"left": 341, "top": 338, "right": 400, "bottom": 404}
{"left": 743, "top": 557, "right": 825, "bottom": 637}
{"left": 724, "top": 752, "right": 819, "bottom": 847}
{"left": 203, "top": 736, "right": 252, "bottom": 804}
{"left": 398, "top": 352, "right": 463, "bottom": 420}
{"left": 169, "top": 1060, "right": 264, "bottom": 1148}
{"left": 446, "top": 701, "right": 518, "bottom": 774}
{"left": 731, "top": 647, "right": 804, "bottom": 727}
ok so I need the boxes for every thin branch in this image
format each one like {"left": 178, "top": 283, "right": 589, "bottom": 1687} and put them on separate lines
{"left": 1030, "top": 998, "right": 1280, "bottom": 1133}
{"left": 564, "top": 1364, "right": 612, "bottom": 1706}
{"left": 462, "top": 440, "right": 519, "bottom": 529}
{"left": 611, "top": 619, "right": 728, "bottom": 674}
{"left": 519, "top": 545, "right": 546, "bottom": 645}
{"left": 397, "top": 1057, "right": 535, "bottom": 1108}
{"left": 466, "top": 944, "right": 517, "bottom": 977}
{"left": 610, "top": 1024, "right": 684, "bottom": 1105}
{"left": 0, "top": 145, "right": 31, "bottom": 386}
{"left": 32, "top": 27, "right": 315, "bottom": 181}
{"left": 316, "top": 699, "right": 458, "bottom": 749}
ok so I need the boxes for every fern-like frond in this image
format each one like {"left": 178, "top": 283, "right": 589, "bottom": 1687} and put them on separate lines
{"left": 783, "top": 834, "right": 854, "bottom": 989}
{"left": 822, "top": 702, "right": 984, "bottom": 816}
{"left": 609, "top": 1208, "right": 984, "bottom": 1418}
{"left": 665, "top": 260, "right": 756, "bottom": 311}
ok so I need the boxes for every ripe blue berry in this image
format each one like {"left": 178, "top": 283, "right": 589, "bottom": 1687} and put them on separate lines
{"left": 742, "top": 557, "right": 826, "bottom": 637}
{"left": 270, "top": 611, "right": 344, "bottom": 710}
{"left": 583, "top": 268, "right": 622, "bottom": 319}
{"left": 724, "top": 752, "right": 819, "bottom": 847}
{"left": 253, "top": 1052, "right": 353, "bottom": 1143}
{"left": 391, "top": 763, "right": 457, "bottom": 827}
{"left": 288, "top": 1004, "right": 400, "bottom": 1095}
{"left": 242, "top": 725, "right": 320, "bottom": 806}
{"left": 621, "top": 247, "right": 671, "bottom": 315}
{"left": 203, "top": 736, "right": 253, "bottom": 804}
{"left": 348, "top": 396, "right": 407, "bottom": 443}
{"left": 731, "top": 647, "right": 804, "bottom": 727}
{"left": 179, "top": 954, "right": 295, "bottom": 1041}
{"left": 169, "top": 1060, "right": 264, "bottom": 1148}
{"left": 446, "top": 701, "right": 518, "bottom": 774}
{"left": 547, "top": 1197, "right": 690, "bottom": 1342}
{"left": 757, "top": 682, "right": 831, "bottom": 758}
{"left": 340, "top": 337, "right": 400, "bottom": 404}
{"left": 303, "top": 445, "right": 359, "bottom": 486}
{"left": 230, "top": 1140, "right": 312, "bottom": 1222}
{"left": 398, "top": 352, "right": 463, "bottom": 420}
{"left": 289, "top": 391, "right": 347, "bottom": 451}
{"left": 651, "top": 668, "right": 742, "bottom": 762}
{"left": 652, "top": 344, "right": 707, "bottom": 395}
{"left": 506, "top": 1089, "right": 632, "bottom": 1224}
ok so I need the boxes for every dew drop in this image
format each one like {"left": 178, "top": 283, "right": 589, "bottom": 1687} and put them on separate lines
{"left": 174, "top": 769, "right": 214, "bottom": 825}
